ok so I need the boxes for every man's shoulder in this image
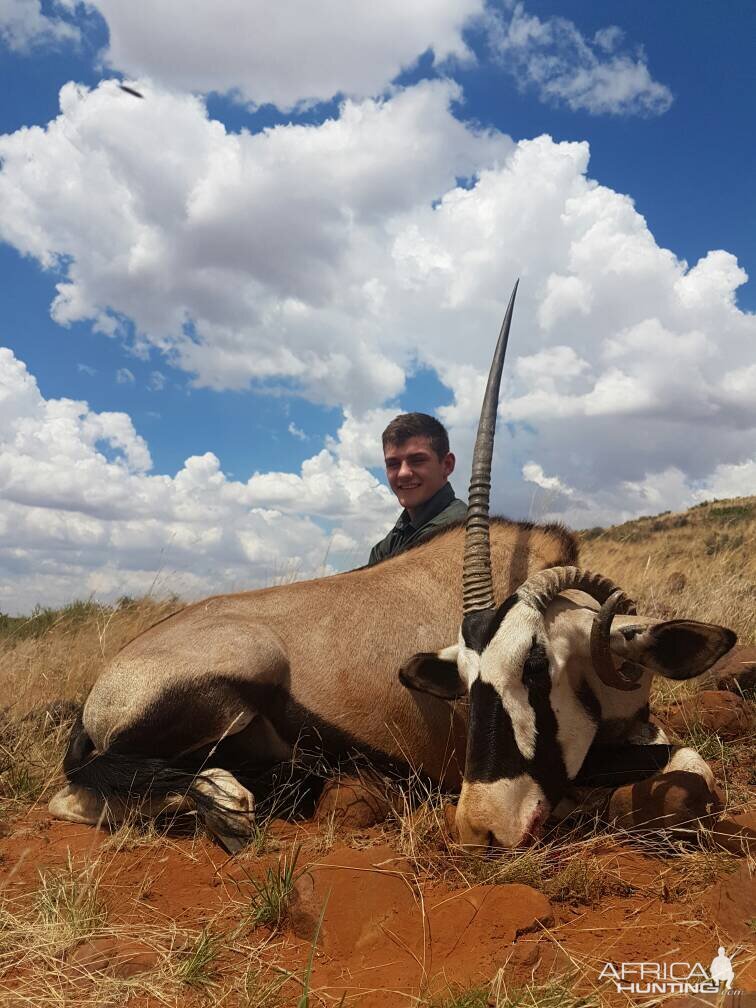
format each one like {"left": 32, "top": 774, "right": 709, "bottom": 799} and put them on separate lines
{"left": 423, "top": 495, "right": 467, "bottom": 530}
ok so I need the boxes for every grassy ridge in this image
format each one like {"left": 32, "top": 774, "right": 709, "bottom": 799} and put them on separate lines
{"left": 0, "top": 597, "right": 182, "bottom": 719}
{"left": 579, "top": 495, "right": 755, "bottom": 643}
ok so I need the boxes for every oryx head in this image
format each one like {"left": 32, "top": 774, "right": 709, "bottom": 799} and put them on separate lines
{"left": 400, "top": 283, "right": 736, "bottom": 849}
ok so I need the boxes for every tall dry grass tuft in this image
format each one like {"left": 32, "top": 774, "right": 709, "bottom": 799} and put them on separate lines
{"left": 0, "top": 597, "right": 182, "bottom": 824}
{"left": 0, "top": 596, "right": 182, "bottom": 718}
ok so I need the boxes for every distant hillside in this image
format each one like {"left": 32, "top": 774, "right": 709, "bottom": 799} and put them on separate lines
{"left": 579, "top": 496, "right": 755, "bottom": 643}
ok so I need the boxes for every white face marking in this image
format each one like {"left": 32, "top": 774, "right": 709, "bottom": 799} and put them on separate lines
{"left": 552, "top": 679, "right": 599, "bottom": 777}
{"left": 479, "top": 603, "right": 542, "bottom": 760}
{"left": 456, "top": 627, "right": 481, "bottom": 688}
{"left": 438, "top": 642, "right": 459, "bottom": 663}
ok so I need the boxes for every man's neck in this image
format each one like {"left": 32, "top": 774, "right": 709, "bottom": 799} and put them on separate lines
{"left": 405, "top": 482, "right": 453, "bottom": 524}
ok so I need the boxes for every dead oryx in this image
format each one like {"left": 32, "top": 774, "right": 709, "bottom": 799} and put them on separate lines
{"left": 51, "top": 284, "right": 735, "bottom": 850}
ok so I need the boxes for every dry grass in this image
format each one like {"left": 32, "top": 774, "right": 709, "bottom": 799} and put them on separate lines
{"left": 580, "top": 495, "right": 756, "bottom": 645}
{"left": 383, "top": 794, "right": 639, "bottom": 905}
{"left": 655, "top": 846, "right": 740, "bottom": 902}
{"left": 0, "top": 596, "right": 182, "bottom": 827}
{"left": 0, "top": 843, "right": 293, "bottom": 1006}
{"left": 427, "top": 972, "right": 597, "bottom": 1008}
{"left": 0, "top": 596, "right": 182, "bottom": 719}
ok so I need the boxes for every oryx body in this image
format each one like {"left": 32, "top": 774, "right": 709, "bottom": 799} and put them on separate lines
{"left": 53, "top": 283, "right": 736, "bottom": 850}
{"left": 51, "top": 518, "right": 578, "bottom": 843}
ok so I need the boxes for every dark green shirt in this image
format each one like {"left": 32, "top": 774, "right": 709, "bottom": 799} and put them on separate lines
{"left": 367, "top": 482, "right": 467, "bottom": 566}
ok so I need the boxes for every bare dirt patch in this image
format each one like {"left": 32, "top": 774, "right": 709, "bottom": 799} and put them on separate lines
{"left": 2, "top": 782, "right": 755, "bottom": 1006}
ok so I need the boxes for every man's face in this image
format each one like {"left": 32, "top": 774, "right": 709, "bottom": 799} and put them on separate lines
{"left": 383, "top": 435, "right": 455, "bottom": 514}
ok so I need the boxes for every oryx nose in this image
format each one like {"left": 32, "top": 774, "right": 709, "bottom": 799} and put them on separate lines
{"left": 455, "top": 815, "right": 490, "bottom": 851}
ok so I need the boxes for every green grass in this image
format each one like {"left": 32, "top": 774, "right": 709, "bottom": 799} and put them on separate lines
{"left": 175, "top": 927, "right": 223, "bottom": 989}
{"left": 678, "top": 724, "right": 751, "bottom": 774}
{"left": 491, "top": 975, "right": 596, "bottom": 1008}
{"left": 429, "top": 975, "right": 597, "bottom": 1008}
{"left": 34, "top": 856, "right": 106, "bottom": 946}
{"left": 428, "top": 986, "right": 491, "bottom": 1008}
{"left": 248, "top": 845, "right": 303, "bottom": 929}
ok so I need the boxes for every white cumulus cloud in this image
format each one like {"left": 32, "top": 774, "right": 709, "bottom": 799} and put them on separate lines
{"left": 79, "top": 0, "right": 483, "bottom": 109}
{"left": 0, "top": 347, "right": 396, "bottom": 612}
{"left": 0, "top": 0, "right": 79, "bottom": 52}
{"left": 487, "top": 2, "right": 673, "bottom": 116}
{"left": 0, "top": 76, "right": 754, "bottom": 609}
{"left": 0, "top": 79, "right": 509, "bottom": 409}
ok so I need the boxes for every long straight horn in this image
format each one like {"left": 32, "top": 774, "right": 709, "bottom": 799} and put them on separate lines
{"left": 462, "top": 280, "right": 519, "bottom": 615}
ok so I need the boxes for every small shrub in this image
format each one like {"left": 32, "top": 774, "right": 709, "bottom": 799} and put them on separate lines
{"left": 580, "top": 526, "right": 606, "bottom": 541}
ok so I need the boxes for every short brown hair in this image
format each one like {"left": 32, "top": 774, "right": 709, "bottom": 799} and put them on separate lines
{"left": 381, "top": 413, "right": 450, "bottom": 460}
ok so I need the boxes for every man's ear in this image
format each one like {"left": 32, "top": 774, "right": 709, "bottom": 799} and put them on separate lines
{"left": 399, "top": 644, "right": 466, "bottom": 699}
{"left": 443, "top": 452, "right": 455, "bottom": 478}
{"left": 611, "top": 620, "right": 736, "bottom": 680}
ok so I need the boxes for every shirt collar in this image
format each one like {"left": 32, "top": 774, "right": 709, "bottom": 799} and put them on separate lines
{"left": 395, "top": 481, "right": 456, "bottom": 531}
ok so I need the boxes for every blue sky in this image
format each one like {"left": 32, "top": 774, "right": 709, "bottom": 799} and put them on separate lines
{"left": 0, "top": 1, "right": 754, "bottom": 610}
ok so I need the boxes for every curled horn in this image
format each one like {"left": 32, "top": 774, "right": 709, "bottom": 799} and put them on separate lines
{"left": 589, "top": 590, "right": 643, "bottom": 692}
{"left": 516, "top": 566, "right": 635, "bottom": 615}
{"left": 462, "top": 281, "right": 519, "bottom": 615}
{"left": 516, "top": 566, "right": 641, "bottom": 691}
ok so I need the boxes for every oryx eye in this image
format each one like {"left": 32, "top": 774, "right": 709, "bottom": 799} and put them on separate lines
{"left": 522, "top": 639, "right": 549, "bottom": 686}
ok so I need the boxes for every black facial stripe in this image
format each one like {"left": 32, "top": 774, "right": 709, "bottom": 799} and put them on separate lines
{"left": 522, "top": 639, "right": 549, "bottom": 686}
{"left": 522, "top": 651, "right": 569, "bottom": 807}
{"left": 481, "top": 592, "right": 520, "bottom": 650}
{"left": 465, "top": 639, "right": 569, "bottom": 807}
{"left": 465, "top": 679, "right": 526, "bottom": 782}
{"left": 575, "top": 743, "right": 675, "bottom": 787}
{"left": 461, "top": 592, "right": 520, "bottom": 653}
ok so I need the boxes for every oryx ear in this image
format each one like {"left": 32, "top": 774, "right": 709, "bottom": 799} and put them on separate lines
{"left": 613, "top": 620, "right": 736, "bottom": 680}
{"left": 399, "top": 644, "right": 466, "bottom": 699}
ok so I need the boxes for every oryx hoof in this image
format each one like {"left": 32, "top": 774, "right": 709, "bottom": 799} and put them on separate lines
{"left": 48, "top": 783, "right": 121, "bottom": 827}
{"left": 195, "top": 768, "right": 256, "bottom": 853}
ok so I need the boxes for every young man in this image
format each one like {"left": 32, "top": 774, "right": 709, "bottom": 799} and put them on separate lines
{"left": 367, "top": 413, "right": 467, "bottom": 566}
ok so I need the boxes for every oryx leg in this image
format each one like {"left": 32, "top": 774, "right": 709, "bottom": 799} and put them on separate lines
{"left": 49, "top": 620, "right": 290, "bottom": 852}
{"left": 556, "top": 743, "right": 719, "bottom": 835}
{"left": 554, "top": 693, "right": 720, "bottom": 835}
{"left": 604, "top": 746, "right": 720, "bottom": 834}
{"left": 48, "top": 781, "right": 193, "bottom": 827}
